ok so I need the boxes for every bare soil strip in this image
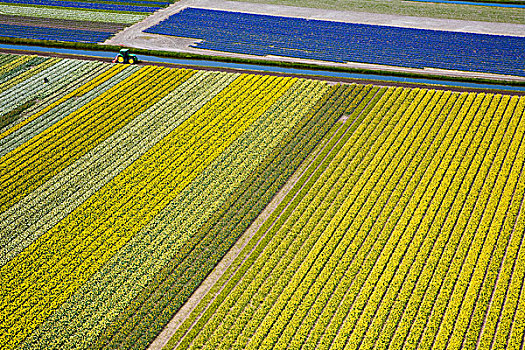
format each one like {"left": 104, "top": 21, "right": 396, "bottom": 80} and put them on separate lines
{"left": 0, "top": 14, "right": 127, "bottom": 32}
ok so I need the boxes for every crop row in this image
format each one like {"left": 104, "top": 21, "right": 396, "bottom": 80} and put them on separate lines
{"left": 0, "top": 53, "right": 50, "bottom": 128}
{"left": 353, "top": 91, "right": 473, "bottom": 350}
{"left": 179, "top": 84, "right": 406, "bottom": 349}
{"left": 281, "top": 89, "right": 449, "bottom": 350}
{"left": 1, "top": 0, "right": 162, "bottom": 13}
{"left": 290, "top": 91, "right": 488, "bottom": 350}
{"left": 0, "top": 58, "right": 113, "bottom": 134}
{"left": 162, "top": 84, "right": 377, "bottom": 350}
{"left": 0, "top": 56, "right": 48, "bottom": 93}
{"left": 164, "top": 83, "right": 384, "bottom": 350}
{"left": 0, "top": 57, "right": 84, "bottom": 113}
{"left": 457, "top": 97, "right": 525, "bottom": 348}
{"left": 327, "top": 89, "right": 464, "bottom": 350}
{"left": 88, "top": 74, "right": 312, "bottom": 350}
{"left": 3, "top": 67, "right": 190, "bottom": 296}
{"left": 377, "top": 92, "right": 491, "bottom": 349}
{"left": 405, "top": 95, "right": 518, "bottom": 350}
{"left": 170, "top": 88, "right": 525, "bottom": 350}
{"left": 0, "top": 23, "right": 114, "bottom": 43}
{"left": 0, "top": 62, "right": 127, "bottom": 157}
{"left": 1, "top": 54, "right": 355, "bottom": 350}
{"left": 0, "top": 55, "right": 35, "bottom": 77}
{"left": 0, "top": 66, "right": 196, "bottom": 349}
{"left": 1, "top": 71, "right": 296, "bottom": 350}
{"left": 4, "top": 52, "right": 524, "bottom": 350}
{"left": 147, "top": 8, "right": 525, "bottom": 77}
{"left": 0, "top": 55, "right": 339, "bottom": 350}
{"left": 0, "top": 56, "right": 58, "bottom": 95}
{"left": 427, "top": 96, "right": 525, "bottom": 350}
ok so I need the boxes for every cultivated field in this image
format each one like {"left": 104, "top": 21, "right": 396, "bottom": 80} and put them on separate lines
{"left": 1, "top": 52, "right": 524, "bottom": 350}
{"left": 108, "top": 0, "right": 525, "bottom": 82}
{"left": 167, "top": 85, "right": 525, "bottom": 350}
{"left": 144, "top": 7, "right": 525, "bottom": 77}
{"left": 1, "top": 0, "right": 525, "bottom": 347}
{"left": 0, "top": 0, "right": 168, "bottom": 43}
{"left": 0, "top": 53, "right": 360, "bottom": 350}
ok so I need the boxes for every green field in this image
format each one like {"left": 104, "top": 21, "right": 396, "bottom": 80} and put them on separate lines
{"left": 1, "top": 53, "right": 525, "bottom": 350}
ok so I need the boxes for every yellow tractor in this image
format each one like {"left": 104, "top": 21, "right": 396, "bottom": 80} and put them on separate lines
{"left": 113, "top": 49, "right": 139, "bottom": 64}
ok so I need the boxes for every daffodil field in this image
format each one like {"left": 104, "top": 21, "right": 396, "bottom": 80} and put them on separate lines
{"left": 1, "top": 53, "right": 525, "bottom": 350}
{"left": 168, "top": 87, "right": 525, "bottom": 350}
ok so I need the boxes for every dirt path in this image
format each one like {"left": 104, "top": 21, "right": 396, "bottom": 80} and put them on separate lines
{"left": 146, "top": 123, "right": 337, "bottom": 350}
{"left": 102, "top": 0, "right": 525, "bottom": 83}
{"left": 148, "top": 91, "right": 380, "bottom": 350}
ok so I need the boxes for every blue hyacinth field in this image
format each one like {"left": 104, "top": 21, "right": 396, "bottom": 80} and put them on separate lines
{"left": 145, "top": 7, "right": 525, "bottom": 77}
{"left": 0, "top": 24, "right": 113, "bottom": 43}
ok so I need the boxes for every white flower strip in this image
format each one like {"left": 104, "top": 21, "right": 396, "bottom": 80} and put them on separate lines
{"left": 0, "top": 62, "right": 116, "bottom": 156}
{"left": 0, "top": 59, "right": 100, "bottom": 135}
{"left": 0, "top": 59, "right": 81, "bottom": 112}
{"left": 0, "top": 4, "right": 146, "bottom": 23}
